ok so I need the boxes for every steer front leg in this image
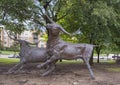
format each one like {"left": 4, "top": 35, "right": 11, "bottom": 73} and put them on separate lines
{"left": 41, "top": 63, "right": 56, "bottom": 76}
{"left": 37, "top": 55, "right": 57, "bottom": 69}
{"left": 83, "top": 57, "right": 95, "bottom": 79}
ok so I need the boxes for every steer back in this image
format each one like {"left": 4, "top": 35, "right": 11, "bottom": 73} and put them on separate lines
{"left": 17, "top": 41, "right": 48, "bottom": 63}
{"left": 51, "top": 40, "right": 94, "bottom": 60}
{"left": 22, "top": 47, "right": 48, "bottom": 63}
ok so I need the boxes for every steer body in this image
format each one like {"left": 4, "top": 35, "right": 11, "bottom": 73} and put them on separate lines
{"left": 49, "top": 39, "right": 94, "bottom": 60}
{"left": 8, "top": 40, "right": 55, "bottom": 75}
{"left": 19, "top": 46, "right": 47, "bottom": 63}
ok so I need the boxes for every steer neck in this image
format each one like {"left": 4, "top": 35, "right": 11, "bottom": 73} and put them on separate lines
{"left": 47, "top": 36, "right": 59, "bottom": 48}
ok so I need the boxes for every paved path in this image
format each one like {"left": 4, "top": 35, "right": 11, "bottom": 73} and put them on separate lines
{"left": 0, "top": 55, "right": 8, "bottom": 58}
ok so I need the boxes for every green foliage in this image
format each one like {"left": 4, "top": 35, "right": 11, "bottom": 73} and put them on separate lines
{"left": 0, "top": 40, "right": 4, "bottom": 50}
{"left": 0, "top": 0, "right": 34, "bottom": 21}
{"left": 0, "top": 0, "right": 35, "bottom": 34}
{"left": 0, "top": 43, "right": 19, "bottom": 54}
{"left": 59, "top": 0, "right": 120, "bottom": 55}
{"left": 4, "top": 22, "right": 25, "bottom": 34}
{"left": 1, "top": 51, "right": 17, "bottom": 55}
{"left": 0, "top": 0, "right": 120, "bottom": 54}
{"left": 106, "top": 67, "right": 120, "bottom": 72}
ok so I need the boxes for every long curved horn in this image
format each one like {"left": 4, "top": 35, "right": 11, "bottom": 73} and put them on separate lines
{"left": 45, "top": 14, "right": 71, "bottom": 36}
{"left": 59, "top": 26, "right": 71, "bottom": 36}
{"left": 45, "top": 14, "right": 55, "bottom": 24}
{"left": 6, "top": 31, "right": 20, "bottom": 41}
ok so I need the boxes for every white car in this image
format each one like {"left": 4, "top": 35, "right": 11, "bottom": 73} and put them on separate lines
{"left": 8, "top": 54, "right": 20, "bottom": 58}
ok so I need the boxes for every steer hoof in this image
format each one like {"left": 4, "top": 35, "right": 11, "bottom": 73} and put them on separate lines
{"left": 91, "top": 77, "right": 95, "bottom": 80}
{"left": 37, "top": 64, "right": 43, "bottom": 69}
{"left": 41, "top": 72, "right": 49, "bottom": 77}
{"left": 3, "top": 72, "right": 10, "bottom": 75}
{"left": 3, "top": 71, "right": 14, "bottom": 74}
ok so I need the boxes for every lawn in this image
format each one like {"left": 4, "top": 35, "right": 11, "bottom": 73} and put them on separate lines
{"left": 107, "top": 67, "right": 120, "bottom": 72}
{"left": 0, "top": 57, "right": 116, "bottom": 65}
{"left": 0, "top": 58, "right": 20, "bottom": 64}
{"left": 0, "top": 51, "right": 19, "bottom": 55}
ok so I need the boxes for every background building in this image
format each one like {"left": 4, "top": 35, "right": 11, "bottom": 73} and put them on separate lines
{"left": 0, "top": 26, "right": 46, "bottom": 48}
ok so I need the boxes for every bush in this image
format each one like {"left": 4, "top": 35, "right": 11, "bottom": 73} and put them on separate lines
{"left": 1, "top": 46, "right": 20, "bottom": 52}
{"left": 0, "top": 45, "right": 4, "bottom": 50}
{"left": 116, "top": 58, "right": 120, "bottom": 64}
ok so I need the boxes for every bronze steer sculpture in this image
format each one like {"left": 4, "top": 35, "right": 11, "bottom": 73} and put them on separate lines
{"left": 37, "top": 16, "right": 95, "bottom": 79}
{"left": 7, "top": 35, "right": 55, "bottom": 76}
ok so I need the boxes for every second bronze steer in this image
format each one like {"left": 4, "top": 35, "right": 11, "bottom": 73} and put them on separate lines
{"left": 37, "top": 15, "right": 95, "bottom": 79}
{"left": 7, "top": 35, "right": 55, "bottom": 76}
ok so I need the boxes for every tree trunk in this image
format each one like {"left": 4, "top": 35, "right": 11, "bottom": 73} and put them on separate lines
{"left": 96, "top": 46, "right": 102, "bottom": 63}
{"left": 89, "top": 50, "right": 94, "bottom": 65}
{"left": 89, "top": 33, "right": 94, "bottom": 65}
{"left": 59, "top": 59, "right": 62, "bottom": 62}
{"left": 97, "top": 51, "right": 100, "bottom": 63}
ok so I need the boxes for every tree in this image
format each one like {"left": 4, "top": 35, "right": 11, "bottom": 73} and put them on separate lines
{"left": 0, "top": 0, "right": 34, "bottom": 34}
{"left": 0, "top": 0, "right": 74, "bottom": 34}
{"left": 0, "top": 0, "right": 120, "bottom": 64}
{"left": 61, "top": 0, "right": 119, "bottom": 64}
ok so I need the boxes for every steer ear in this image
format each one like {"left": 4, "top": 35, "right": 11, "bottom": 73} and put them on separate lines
{"left": 6, "top": 31, "right": 20, "bottom": 42}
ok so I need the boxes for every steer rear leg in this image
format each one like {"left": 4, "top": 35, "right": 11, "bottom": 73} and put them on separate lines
{"left": 41, "top": 64, "right": 56, "bottom": 76}
{"left": 37, "top": 55, "right": 57, "bottom": 69}
{"left": 14, "top": 64, "right": 25, "bottom": 74}
{"left": 41, "top": 60, "right": 58, "bottom": 76}
{"left": 7, "top": 62, "right": 23, "bottom": 74}
{"left": 83, "top": 57, "right": 95, "bottom": 79}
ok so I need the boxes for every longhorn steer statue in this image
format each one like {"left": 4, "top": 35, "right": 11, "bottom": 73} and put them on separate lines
{"left": 7, "top": 34, "right": 55, "bottom": 76}
{"left": 37, "top": 15, "right": 95, "bottom": 79}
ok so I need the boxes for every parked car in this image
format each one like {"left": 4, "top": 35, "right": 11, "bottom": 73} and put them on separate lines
{"left": 112, "top": 56, "right": 120, "bottom": 60}
{"left": 8, "top": 54, "right": 20, "bottom": 58}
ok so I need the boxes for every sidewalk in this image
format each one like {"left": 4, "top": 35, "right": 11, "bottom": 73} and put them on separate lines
{"left": 0, "top": 55, "right": 8, "bottom": 58}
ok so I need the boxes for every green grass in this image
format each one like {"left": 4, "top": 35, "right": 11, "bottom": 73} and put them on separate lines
{"left": 106, "top": 67, "right": 120, "bottom": 72}
{"left": 59, "top": 59, "right": 115, "bottom": 64}
{"left": 0, "top": 58, "right": 82, "bottom": 65}
{"left": 0, "top": 58, "right": 20, "bottom": 64}
{"left": 0, "top": 57, "right": 116, "bottom": 65}
{"left": 0, "top": 51, "right": 19, "bottom": 55}
{"left": 94, "top": 60, "right": 115, "bottom": 64}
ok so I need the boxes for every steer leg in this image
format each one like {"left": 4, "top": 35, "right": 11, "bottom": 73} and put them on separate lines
{"left": 41, "top": 59, "right": 58, "bottom": 76}
{"left": 37, "top": 55, "right": 57, "bottom": 69}
{"left": 41, "top": 63, "right": 56, "bottom": 76}
{"left": 7, "top": 62, "right": 23, "bottom": 74}
{"left": 14, "top": 64, "right": 25, "bottom": 74}
{"left": 83, "top": 57, "right": 95, "bottom": 79}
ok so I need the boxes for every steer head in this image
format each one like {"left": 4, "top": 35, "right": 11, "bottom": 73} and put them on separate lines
{"left": 7, "top": 31, "right": 31, "bottom": 47}
{"left": 46, "top": 23, "right": 61, "bottom": 36}
{"left": 45, "top": 14, "right": 71, "bottom": 36}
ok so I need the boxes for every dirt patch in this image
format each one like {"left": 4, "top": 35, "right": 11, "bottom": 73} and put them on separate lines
{"left": 0, "top": 63, "right": 120, "bottom": 85}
